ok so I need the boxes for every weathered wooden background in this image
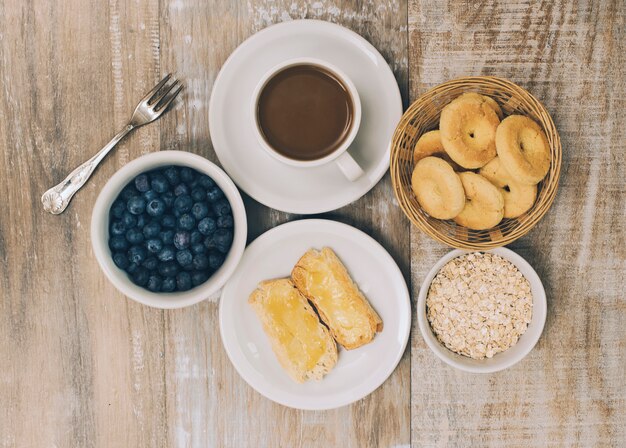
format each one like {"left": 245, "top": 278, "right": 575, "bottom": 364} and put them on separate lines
{"left": 0, "top": 0, "right": 623, "bottom": 447}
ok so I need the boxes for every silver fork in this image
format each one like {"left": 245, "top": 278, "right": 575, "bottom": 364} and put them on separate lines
{"left": 42, "top": 74, "right": 183, "bottom": 214}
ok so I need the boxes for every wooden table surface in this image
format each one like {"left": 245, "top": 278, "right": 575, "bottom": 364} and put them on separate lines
{"left": 1, "top": 0, "right": 624, "bottom": 447}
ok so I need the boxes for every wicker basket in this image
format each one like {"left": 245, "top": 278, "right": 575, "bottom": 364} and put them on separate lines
{"left": 390, "top": 76, "right": 561, "bottom": 250}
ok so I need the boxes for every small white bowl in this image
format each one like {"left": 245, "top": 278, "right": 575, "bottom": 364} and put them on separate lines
{"left": 417, "top": 247, "right": 546, "bottom": 373}
{"left": 91, "top": 151, "right": 247, "bottom": 309}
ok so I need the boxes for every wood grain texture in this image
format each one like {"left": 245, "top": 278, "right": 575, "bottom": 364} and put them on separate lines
{"left": 408, "top": 0, "right": 626, "bottom": 446}
{"left": 2, "top": 0, "right": 624, "bottom": 446}
{"left": 0, "top": 0, "right": 409, "bottom": 447}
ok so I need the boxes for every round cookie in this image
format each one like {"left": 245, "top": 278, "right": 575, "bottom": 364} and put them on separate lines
{"left": 413, "top": 130, "right": 463, "bottom": 171}
{"left": 440, "top": 94, "right": 500, "bottom": 169}
{"left": 480, "top": 157, "right": 537, "bottom": 218}
{"left": 411, "top": 157, "right": 465, "bottom": 220}
{"left": 495, "top": 115, "right": 550, "bottom": 185}
{"left": 454, "top": 172, "right": 504, "bottom": 230}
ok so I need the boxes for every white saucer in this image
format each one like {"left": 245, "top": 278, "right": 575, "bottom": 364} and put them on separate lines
{"left": 219, "top": 219, "right": 411, "bottom": 410}
{"left": 209, "top": 20, "right": 403, "bottom": 214}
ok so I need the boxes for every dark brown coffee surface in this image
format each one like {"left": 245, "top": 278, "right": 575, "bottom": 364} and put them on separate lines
{"left": 256, "top": 64, "right": 354, "bottom": 161}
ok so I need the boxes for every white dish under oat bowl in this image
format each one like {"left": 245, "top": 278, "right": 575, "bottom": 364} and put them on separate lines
{"left": 91, "top": 151, "right": 247, "bottom": 309}
{"left": 417, "top": 247, "right": 547, "bottom": 373}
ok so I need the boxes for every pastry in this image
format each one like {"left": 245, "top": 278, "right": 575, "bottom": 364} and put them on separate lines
{"left": 495, "top": 115, "right": 550, "bottom": 185}
{"left": 411, "top": 157, "right": 465, "bottom": 219}
{"left": 480, "top": 157, "right": 537, "bottom": 218}
{"left": 248, "top": 278, "right": 338, "bottom": 383}
{"left": 440, "top": 93, "right": 500, "bottom": 169}
{"left": 454, "top": 172, "right": 504, "bottom": 230}
{"left": 413, "top": 130, "right": 463, "bottom": 170}
{"left": 291, "top": 248, "right": 382, "bottom": 350}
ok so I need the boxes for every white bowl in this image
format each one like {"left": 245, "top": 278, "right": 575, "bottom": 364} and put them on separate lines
{"left": 91, "top": 151, "right": 247, "bottom": 309}
{"left": 417, "top": 247, "right": 546, "bottom": 373}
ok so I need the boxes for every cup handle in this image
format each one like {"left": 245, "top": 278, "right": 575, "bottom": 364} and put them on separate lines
{"left": 335, "top": 151, "right": 364, "bottom": 181}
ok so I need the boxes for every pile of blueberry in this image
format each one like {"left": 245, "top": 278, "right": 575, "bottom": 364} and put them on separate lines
{"left": 108, "top": 165, "right": 234, "bottom": 292}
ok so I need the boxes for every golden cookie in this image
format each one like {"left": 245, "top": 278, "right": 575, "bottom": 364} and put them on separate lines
{"left": 480, "top": 157, "right": 537, "bottom": 218}
{"left": 413, "top": 130, "right": 463, "bottom": 171}
{"left": 496, "top": 115, "right": 550, "bottom": 185}
{"left": 454, "top": 172, "right": 504, "bottom": 230}
{"left": 411, "top": 157, "right": 465, "bottom": 220}
{"left": 440, "top": 94, "right": 500, "bottom": 169}
{"left": 451, "top": 92, "right": 503, "bottom": 119}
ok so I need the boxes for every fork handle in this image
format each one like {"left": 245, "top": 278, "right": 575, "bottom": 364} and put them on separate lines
{"left": 42, "top": 124, "right": 134, "bottom": 214}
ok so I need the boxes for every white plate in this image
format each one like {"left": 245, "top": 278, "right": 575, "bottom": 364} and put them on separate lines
{"left": 209, "top": 20, "right": 403, "bottom": 214}
{"left": 219, "top": 219, "right": 411, "bottom": 410}
{"left": 417, "top": 248, "right": 547, "bottom": 373}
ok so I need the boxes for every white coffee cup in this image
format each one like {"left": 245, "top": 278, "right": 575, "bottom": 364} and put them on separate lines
{"left": 250, "top": 57, "right": 364, "bottom": 181}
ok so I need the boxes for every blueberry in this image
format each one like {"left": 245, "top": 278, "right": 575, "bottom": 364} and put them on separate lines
{"left": 142, "top": 257, "right": 158, "bottom": 271}
{"left": 192, "top": 253, "right": 209, "bottom": 270}
{"left": 158, "top": 261, "right": 179, "bottom": 277}
{"left": 127, "top": 196, "right": 146, "bottom": 215}
{"left": 174, "top": 183, "right": 189, "bottom": 196}
{"left": 180, "top": 167, "right": 195, "bottom": 183}
{"left": 151, "top": 173, "right": 169, "bottom": 193}
{"left": 162, "top": 191, "right": 175, "bottom": 208}
{"left": 197, "top": 175, "right": 215, "bottom": 189}
{"left": 217, "top": 215, "right": 234, "bottom": 228}
{"left": 213, "top": 228, "right": 233, "bottom": 249}
{"left": 198, "top": 217, "right": 217, "bottom": 235}
{"left": 134, "top": 174, "right": 150, "bottom": 192}
{"left": 110, "top": 220, "right": 126, "bottom": 236}
{"left": 146, "top": 238, "right": 163, "bottom": 253}
{"left": 127, "top": 262, "right": 139, "bottom": 274}
{"left": 191, "top": 187, "right": 206, "bottom": 202}
{"left": 111, "top": 199, "right": 126, "bottom": 218}
{"left": 128, "top": 245, "right": 147, "bottom": 264}
{"left": 113, "top": 252, "right": 130, "bottom": 270}
{"left": 132, "top": 267, "right": 149, "bottom": 286}
{"left": 191, "top": 243, "right": 206, "bottom": 255}
{"left": 146, "top": 198, "right": 166, "bottom": 217}
{"left": 143, "top": 190, "right": 158, "bottom": 202}
{"left": 163, "top": 166, "right": 180, "bottom": 185}
{"left": 109, "top": 235, "right": 129, "bottom": 251}
{"left": 176, "top": 249, "right": 193, "bottom": 266}
{"left": 143, "top": 221, "right": 161, "bottom": 239}
{"left": 160, "top": 229, "right": 175, "bottom": 245}
{"left": 176, "top": 271, "right": 193, "bottom": 291}
{"left": 126, "top": 228, "right": 144, "bottom": 245}
{"left": 190, "top": 230, "right": 203, "bottom": 245}
{"left": 208, "top": 250, "right": 225, "bottom": 270}
{"left": 136, "top": 213, "right": 147, "bottom": 229}
{"left": 157, "top": 245, "right": 176, "bottom": 262}
{"left": 121, "top": 186, "right": 140, "bottom": 200}
{"left": 206, "top": 186, "right": 224, "bottom": 202}
{"left": 173, "top": 231, "right": 191, "bottom": 249}
{"left": 177, "top": 213, "right": 196, "bottom": 231}
{"left": 161, "top": 277, "right": 176, "bottom": 292}
{"left": 191, "top": 271, "right": 210, "bottom": 286}
{"left": 174, "top": 194, "right": 193, "bottom": 213}
{"left": 147, "top": 274, "right": 162, "bottom": 292}
{"left": 212, "top": 199, "right": 231, "bottom": 217}
{"left": 122, "top": 211, "right": 137, "bottom": 228}
{"left": 161, "top": 214, "right": 176, "bottom": 228}
{"left": 203, "top": 234, "right": 217, "bottom": 250}
{"left": 191, "top": 202, "right": 209, "bottom": 220}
